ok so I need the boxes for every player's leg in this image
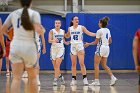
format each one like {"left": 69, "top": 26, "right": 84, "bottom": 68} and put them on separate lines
{"left": 70, "top": 54, "right": 77, "bottom": 86}
{"left": 6, "top": 57, "right": 10, "bottom": 76}
{"left": 90, "top": 54, "right": 101, "bottom": 86}
{"left": 77, "top": 50, "right": 88, "bottom": 85}
{"left": 11, "top": 62, "right": 24, "bottom": 93}
{"left": 37, "top": 53, "right": 41, "bottom": 85}
{"left": 101, "top": 57, "right": 117, "bottom": 86}
{"left": 56, "top": 48, "right": 65, "bottom": 85}
{"left": 70, "top": 45, "right": 77, "bottom": 86}
{"left": 0, "top": 59, "right": 2, "bottom": 74}
{"left": 26, "top": 67, "right": 38, "bottom": 93}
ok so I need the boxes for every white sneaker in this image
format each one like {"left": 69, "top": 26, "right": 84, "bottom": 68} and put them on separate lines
{"left": 6, "top": 72, "right": 10, "bottom": 76}
{"left": 37, "top": 75, "right": 41, "bottom": 86}
{"left": 110, "top": 77, "right": 118, "bottom": 86}
{"left": 59, "top": 76, "right": 65, "bottom": 85}
{"left": 89, "top": 80, "right": 100, "bottom": 86}
{"left": 70, "top": 78, "right": 77, "bottom": 86}
{"left": 22, "top": 71, "right": 28, "bottom": 78}
{"left": 53, "top": 80, "right": 58, "bottom": 86}
{"left": 37, "top": 80, "right": 41, "bottom": 86}
{"left": 83, "top": 78, "right": 89, "bottom": 85}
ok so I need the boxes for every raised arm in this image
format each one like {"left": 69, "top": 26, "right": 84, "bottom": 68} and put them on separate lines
{"left": 65, "top": 27, "right": 71, "bottom": 38}
{"left": 82, "top": 26, "right": 96, "bottom": 37}
{"left": 133, "top": 36, "right": 139, "bottom": 73}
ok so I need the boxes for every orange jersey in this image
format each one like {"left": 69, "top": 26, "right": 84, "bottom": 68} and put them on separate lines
{"left": 7, "top": 27, "right": 14, "bottom": 40}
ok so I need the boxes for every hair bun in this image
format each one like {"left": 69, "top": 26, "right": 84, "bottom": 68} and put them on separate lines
{"left": 104, "top": 16, "right": 110, "bottom": 22}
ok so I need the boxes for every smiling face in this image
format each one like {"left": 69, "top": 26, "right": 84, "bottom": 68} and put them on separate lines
{"left": 55, "top": 20, "right": 61, "bottom": 29}
{"left": 72, "top": 16, "right": 79, "bottom": 26}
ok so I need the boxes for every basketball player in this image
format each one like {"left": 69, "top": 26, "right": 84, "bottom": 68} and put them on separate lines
{"left": 49, "top": 20, "right": 69, "bottom": 86}
{"left": 65, "top": 16, "right": 96, "bottom": 86}
{"left": 133, "top": 28, "right": 140, "bottom": 93}
{"left": 0, "top": 0, "right": 44, "bottom": 93}
{"left": 85, "top": 16, "right": 117, "bottom": 86}
{"left": 5, "top": 27, "right": 14, "bottom": 76}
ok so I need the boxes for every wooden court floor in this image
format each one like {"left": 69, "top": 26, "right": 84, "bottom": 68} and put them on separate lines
{"left": 0, "top": 73, "right": 138, "bottom": 93}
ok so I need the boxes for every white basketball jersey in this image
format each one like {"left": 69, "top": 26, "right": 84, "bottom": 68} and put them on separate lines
{"left": 4, "top": 8, "right": 41, "bottom": 45}
{"left": 96, "top": 28, "right": 111, "bottom": 46}
{"left": 51, "top": 29, "right": 64, "bottom": 48}
{"left": 70, "top": 25, "right": 83, "bottom": 44}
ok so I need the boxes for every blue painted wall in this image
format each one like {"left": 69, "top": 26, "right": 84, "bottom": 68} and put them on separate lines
{"left": 0, "top": 13, "right": 140, "bottom": 70}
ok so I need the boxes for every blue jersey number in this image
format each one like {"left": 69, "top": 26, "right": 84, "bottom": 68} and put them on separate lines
{"left": 17, "top": 18, "right": 21, "bottom": 28}
{"left": 57, "top": 38, "right": 62, "bottom": 43}
{"left": 106, "top": 33, "right": 108, "bottom": 39}
{"left": 73, "top": 35, "right": 78, "bottom": 40}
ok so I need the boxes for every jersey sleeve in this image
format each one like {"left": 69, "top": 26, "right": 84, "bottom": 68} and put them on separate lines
{"left": 96, "top": 30, "right": 101, "bottom": 39}
{"left": 4, "top": 13, "right": 12, "bottom": 27}
{"left": 108, "top": 29, "right": 111, "bottom": 38}
{"left": 32, "top": 11, "right": 41, "bottom": 24}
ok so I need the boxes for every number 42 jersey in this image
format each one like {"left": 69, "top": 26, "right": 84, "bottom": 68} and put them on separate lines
{"left": 70, "top": 25, "right": 83, "bottom": 44}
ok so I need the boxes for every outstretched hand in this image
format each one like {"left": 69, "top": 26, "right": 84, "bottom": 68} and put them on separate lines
{"left": 84, "top": 42, "right": 90, "bottom": 48}
{"left": 65, "top": 41, "right": 70, "bottom": 45}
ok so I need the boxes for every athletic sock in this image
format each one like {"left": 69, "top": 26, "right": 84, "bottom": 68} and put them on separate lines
{"left": 72, "top": 76, "right": 76, "bottom": 80}
{"left": 59, "top": 74, "right": 62, "bottom": 78}
{"left": 83, "top": 75, "right": 87, "bottom": 79}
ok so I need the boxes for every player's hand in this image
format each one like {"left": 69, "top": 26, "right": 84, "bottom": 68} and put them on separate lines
{"left": 52, "top": 39, "right": 59, "bottom": 43}
{"left": 42, "top": 47, "right": 46, "bottom": 54}
{"left": 84, "top": 42, "right": 90, "bottom": 48}
{"left": 65, "top": 41, "right": 70, "bottom": 45}
{"left": 3, "top": 49, "right": 6, "bottom": 57}
{"left": 135, "top": 66, "right": 140, "bottom": 74}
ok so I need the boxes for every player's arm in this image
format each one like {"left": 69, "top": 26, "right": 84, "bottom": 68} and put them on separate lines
{"left": 0, "top": 14, "right": 12, "bottom": 55}
{"left": 63, "top": 31, "right": 70, "bottom": 45}
{"left": 65, "top": 27, "right": 71, "bottom": 38}
{"left": 133, "top": 36, "right": 139, "bottom": 73}
{"left": 33, "top": 12, "right": 44, "bottom": 34}
{"left": 82, "top": 26, "right": 96, "bottom": 37}
{"left": 109, "top": 37, "right": 112, "bottom": 44}
{"left": 84, "top": 38, "right": 99, "bottom": 48}
{"left": 40, "top": 31, "right": 46, "bottom": 54}
{"left": 48, "top": 30, "right": 57, "bottom": 43}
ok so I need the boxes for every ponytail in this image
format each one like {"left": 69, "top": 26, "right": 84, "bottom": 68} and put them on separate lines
{"left": 70, "top": 21, "right": 73, "bottom": 27}
{"left": 21, "top": 7, "right": 34, "bottom": 31}
{"left": 100, "top": 16, "right": 110, "bottom": 28}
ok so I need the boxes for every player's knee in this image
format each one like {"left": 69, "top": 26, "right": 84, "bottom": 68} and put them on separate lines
{"left": 80, "top": 62, "right": 85, "bottom": 68}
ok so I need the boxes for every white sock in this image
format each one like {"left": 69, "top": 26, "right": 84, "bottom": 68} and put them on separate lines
{"left": 111, "top": 75, "right": 115, "bottom": 79}
{"left": 95, "top": 79, "right": 99, "bottom": 82}
{"left": 37, "top": 75, "right": 39, "bottom": 81}
{"left": 54, "top": 78, "right": 57, "bottom": 81}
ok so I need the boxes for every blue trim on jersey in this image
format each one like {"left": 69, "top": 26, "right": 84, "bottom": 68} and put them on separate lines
{"left": 33, "top": 59, "right": 39, "bottom": 68}
{"left": 96, "top": 39, "right": 102, "bottom": 57}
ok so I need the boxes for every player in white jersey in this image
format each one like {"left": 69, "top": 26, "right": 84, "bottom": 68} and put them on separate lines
{"left": 65, "top": 16, "right": 96, "bottom": 86}
{"left": 49, "top": 20, "right": 69, "bottom": 86}
{"left": 85, "top": 16, "right": 117, "bottom": 86}
{"left": 0, "top": 0, "right": 44, "bottom": 93}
